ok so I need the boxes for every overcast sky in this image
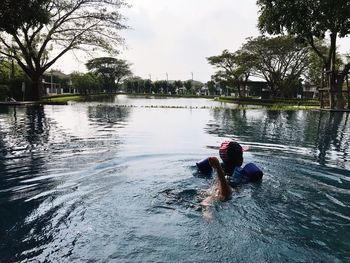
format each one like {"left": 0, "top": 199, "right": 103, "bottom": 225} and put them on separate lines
{"left": 55, "top": 0, "right": 350, "bottom": 83}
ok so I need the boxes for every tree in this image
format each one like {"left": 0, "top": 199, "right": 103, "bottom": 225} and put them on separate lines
{"left": 153, "top": 80, "right": 163, "bottom": 94}
{"left": 0, "top": 0, "right": 49, "bottom": 33}
{"left": 0, "top": 0, "right": 127, "bottom": 101}
{"left": 86, "top": 57, "right": 132, "bottom": 93}
{"left": 144, "top": 79, "right": 153, "bottom": 94}
{"left": 0, "top": 58, "right": 31, "bottom": 100}
{"left": 184, "top": 80, "right": 192, "bottom": 93}
{"left": 207, "top": 50, "right": 251, "bottom": 97}
{"left": 71, "top": 72, "right": 101, "bottom": 95}
{"left": 257, "top": 0, "right": 350, "bottom": 107}
{"left": 305, "top": 40, "right": 343, "bottom": 88}
{"left": 241, "top": 36, "right": 309, "bottom": 98}
{"left": 206, "top": 80, "right": 217, "bottom": 95}
{"left": 123, "top": 76, "right": 146, "bottom": 93}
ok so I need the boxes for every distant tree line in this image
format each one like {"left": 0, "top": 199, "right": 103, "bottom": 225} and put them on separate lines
{"left": 0, "top": 0, "right": 127, "bottom": 101}
{"left": 256, "top": 0, "right": 350, "bottom": 108}
{"left": 207, "top": 0, "right": 350, "bottom": 109}
{"left": 207, "top": 35, "right": 346, "bottom": 99}
{"left": 122, "top": 78, "right": 204, "bottom": 95}
{"left": 0, "top": 55, "right": 210, "bottom": 99}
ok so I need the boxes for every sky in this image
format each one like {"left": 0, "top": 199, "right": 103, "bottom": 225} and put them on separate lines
{"left": 54, "top": 0, "right": 350, "bottom": 83}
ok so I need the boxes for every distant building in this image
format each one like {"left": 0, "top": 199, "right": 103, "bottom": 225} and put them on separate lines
{"left": 198, "top": 85, "right": 209, "bottom": 96}
{"left": 176, "top": 87, "right": 187, "bottom": 94}
{"left": 42, "top": 70, "right": 76, "bottom": 95}
{"left": 303, "top": 84, "right": 319, "bottom": 99}
{"left": 244, "top": 81, "right": 269, "bottom": 98}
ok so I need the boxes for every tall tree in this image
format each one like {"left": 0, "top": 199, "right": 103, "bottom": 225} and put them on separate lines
{"left": 0, "top": 0, "right": 49, "bottom": 33}
{"left": 184, "top": 80, "right": 193, "bottom": 94}
{"left": 306, "top": 40, "right": 343, "bottom": 89}
{"left": 0, "top": 0, "right": 127, "bottom": 100}
{"left": 71, "top": 71, "right": 101, "bottom": 95}
{"left": 86, "top": 57, "right": 132, "bottom": 93}
{"left": 206, "top": 80, "right": 217, "bottom": 95}
{"left": 241, "top": 36, "right": 309, "bottom": 98}
{"left": 207, "top": 50, "right": 251, "bottom": 97}
{"left": 257, "top": 0, "right": 350, "bottom": 107}
{"left": 144, "top": 79, "right": 153, "bottom": 94}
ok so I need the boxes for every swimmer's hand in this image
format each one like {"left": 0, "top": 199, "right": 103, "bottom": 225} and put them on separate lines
{"left": 208, "top": 157, "right": 220, "bottom": 169}
{"left": 208, "top": 156, "right": 233, "bottom": 201}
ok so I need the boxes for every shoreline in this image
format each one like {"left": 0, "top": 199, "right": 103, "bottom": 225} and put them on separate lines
{"left": 2, "top": 93, "right": 349, "bottom": 111}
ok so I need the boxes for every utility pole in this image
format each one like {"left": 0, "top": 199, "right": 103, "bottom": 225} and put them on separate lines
{"left": 191, "top": 72, "right": 193, "bottom": 81}
{"left": 148, "top": 74, "right": 152, "bottom": 94}
{"left": 166, "top": 72, "right": 169, "bottom": 94}
{"left": 50, "top": 69, "right": 54, "bottom": 94}
{"left": 22, "top": 82, "right": 25, "bottom": 101}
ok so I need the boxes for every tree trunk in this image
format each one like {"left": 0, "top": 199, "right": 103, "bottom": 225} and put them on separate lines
{"left": 236, "top": 81, "right": 242, "bottom": 98}
{"left": 328, "top": 32, "right": 346, "bottom": 109}
{"left": 270, "top": 83, "right": 278, "bottom": 98}
{"left": 333, "top": 74, "right": 346, "bottom": 109}
{"left": 30, "top": 76, "right": 43, "bottom": 101}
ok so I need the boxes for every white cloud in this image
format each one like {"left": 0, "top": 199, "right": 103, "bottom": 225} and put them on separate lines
{"left": 117, "top": 0, "right": 260, "bottom": 82}
{"left": 54, "top": 0, "right": 260, "bottom": 82}
{"left": 54, "top": 0, "right": 350, "bottom": 82}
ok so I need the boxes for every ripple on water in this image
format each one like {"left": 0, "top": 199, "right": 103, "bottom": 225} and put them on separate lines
{"left": 0, "top": 103, "right": 350, "bottom": 262}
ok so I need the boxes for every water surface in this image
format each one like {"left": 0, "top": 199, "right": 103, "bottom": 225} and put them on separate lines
{"left": 0, "top": 96, "right": 349, "bottom": 262}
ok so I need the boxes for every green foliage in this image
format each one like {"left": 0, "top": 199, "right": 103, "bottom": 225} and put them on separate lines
{"left": 306, "top": 40, "right": 343, "bottom": 87}
{"left": 0, "top": 59, "right": 31, "bottom": 100}
{"left": 43, "top": 70, "right": 69, "bottom": 86}
{"left": 174, "top": 80, "right": 183, "bottom": 89}
{"left": 208, "top": 36, "right": 309, "bottom": 98}
{"left": 257, "top": 0, "right": 350, "bottom": 108}
{"left": 152, "top": 80, "right": 164, "bottom": 93}
{"left": 206, "top": 80, "right": 217, "bottom": 95}
{"left": 71, "top": 72, "right": 102, "bottom": 95}
{"left": 0, "top": 0, "right": 49, "bottom": 33}
{"left": 122, "top": 78, "right": 203, "bottom": 95}
{"left": 207, "top": 49, "right": 251, "bottom": 97}
{"left": 184, "top": 80, "right": 192, "bottom": 92}
{"left": 241, "top": 36, "right": 309, "bottom": 98}
{"left": 45, "top": 95, "right": 82, "bottom": 103}
{"left": 144, "top": 79, "right": 153, "bottom": 93}
{"left": 257, "top": 0, "right": 350, "bottom": 39}
{"left": 0, "top": 0, "right": 127, "bottom": 100}
{"left": 0, "top": 85, "right": 9, "bottom": 100}
{"left": 86, "top": 57, "right": 132, "bottom": 93}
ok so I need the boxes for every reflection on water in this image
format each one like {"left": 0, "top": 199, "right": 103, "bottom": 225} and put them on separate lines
{"left": 208, "top": 109, "right": 349, "bottom": 169}
{"left": 0, "top": 96, "right": 349, "bottom": 262}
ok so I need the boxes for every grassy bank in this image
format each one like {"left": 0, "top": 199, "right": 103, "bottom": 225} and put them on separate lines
{"left": 42, "top": 93, "right": 114, "bottom": 103}
{"left": 41, "top": 93, "right": 321, "bottom": 110}
{"left": 42, "top": 93, "right": 216, "bottom": 103}
{"left": 123, "top": 93, "right": 216, "bottom": 99}
{"left": 217, "top": 97, "right": 320, "bottom": 110}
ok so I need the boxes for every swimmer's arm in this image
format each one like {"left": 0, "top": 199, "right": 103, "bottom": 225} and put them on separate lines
{"left": 208, "top": 157, "right": 232, "bottom": 201}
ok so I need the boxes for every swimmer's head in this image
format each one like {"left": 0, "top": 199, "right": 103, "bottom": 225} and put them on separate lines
{"left": 219, "top": 141, "right": 243, "bottom": 168}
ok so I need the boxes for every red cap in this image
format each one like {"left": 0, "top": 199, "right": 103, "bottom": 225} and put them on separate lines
{"left": 219, "top": 141, "right": 244, "bottom": 167}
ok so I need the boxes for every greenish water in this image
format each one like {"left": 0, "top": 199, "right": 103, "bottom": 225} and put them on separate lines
{"left": 0, "top": 96, "right": 349, "bottom": 262}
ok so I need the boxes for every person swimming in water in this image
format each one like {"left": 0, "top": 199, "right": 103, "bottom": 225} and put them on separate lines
{"left": 219, "top": 141, "right": 244, "bottom": 177}
{"left": 201, "top": 141, "right": 244, "bottom": 204}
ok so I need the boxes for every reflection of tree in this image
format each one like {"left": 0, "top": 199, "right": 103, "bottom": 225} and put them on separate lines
{"left": 88, "top": 105, "right": 131, "bottom": 125}
{"left": 207, "top": 109, "right": 249, "bottom": 138}
{"left": 25, "top": 105, "right": 50, "bottom": 146}
{"left": 208, "top": 109, "right": 350, "bottom": 167}
{"left": 0, "top": 104, "right": 132, "bottom": 261}
{"left": 316, "top": 112, "right": 350, "bottom": 167}
{"left": 0, "top": 105, "right": 55, "bottom": 262}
